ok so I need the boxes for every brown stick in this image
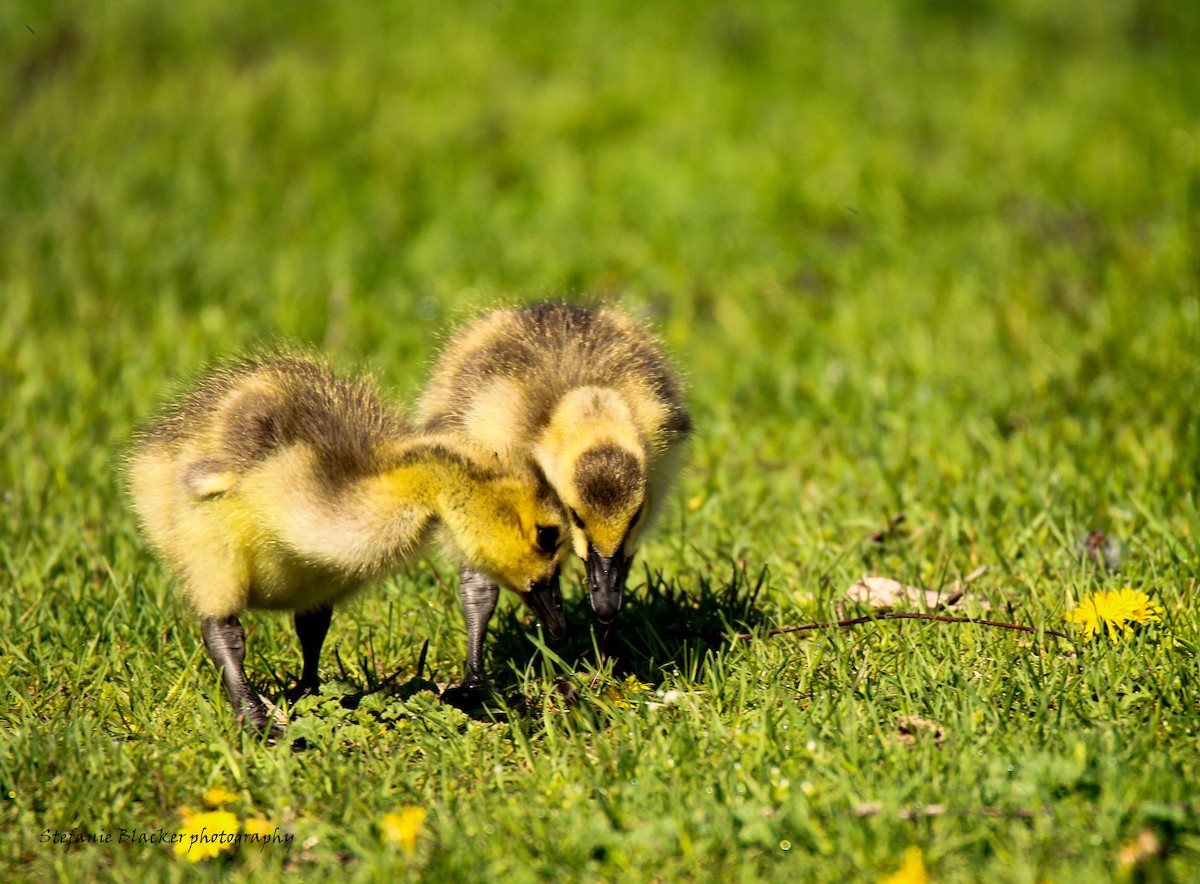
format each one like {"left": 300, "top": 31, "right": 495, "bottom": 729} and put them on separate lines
{"left": 941, "top": 564, "right": 989, "bottom": 606}
{"left": 733, "top": 611, "right": 1072, "bottom": 642}
{"left": 854, "top": 802, "right": 1049, "bottom": 820}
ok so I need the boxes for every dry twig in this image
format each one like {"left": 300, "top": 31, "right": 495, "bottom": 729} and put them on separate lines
{"left": 854, "top": 802, "right": 1049, "bottom": 820}
{"left": 733, "top": 611, "right": 1072, "bottom": 642}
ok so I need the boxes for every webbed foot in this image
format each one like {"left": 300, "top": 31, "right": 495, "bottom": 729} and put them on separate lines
{"left": 441, "top": 678, "right": 495, "bottom": 711}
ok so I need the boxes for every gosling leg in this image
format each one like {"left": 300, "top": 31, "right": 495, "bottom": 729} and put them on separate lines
{"left": 522, "top": 569, "right": 566, "bottom": 640}
{"left": 293, "top": 604, "right": 333, "bottom": 697}
{"left": 442, "top": 566, "right": 498, "bottom": 708}
{"left": 200, "top": 615, "right": 281, "bottom": 738}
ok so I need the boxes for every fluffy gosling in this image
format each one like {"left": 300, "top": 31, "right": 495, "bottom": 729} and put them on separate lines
{"left": 418, "top": 303, "right": 691, "bottom": 632}
{"left": 127, "top": 354, "right": 568, "bottom": 736}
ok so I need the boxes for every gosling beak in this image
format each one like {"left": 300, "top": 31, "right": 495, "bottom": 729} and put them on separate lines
{"left": 585, "top": 545, "right": 629, "bottom": 624}
{"left": 522, "top": 571, "right": 566, "bottom": 640}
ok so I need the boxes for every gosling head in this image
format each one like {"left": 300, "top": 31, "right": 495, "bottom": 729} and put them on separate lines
{"left": 535, "top": 388, "right": 649, "bottom": 623}
{"left": 441, "top": 464, "right": 569, "bottom": 638}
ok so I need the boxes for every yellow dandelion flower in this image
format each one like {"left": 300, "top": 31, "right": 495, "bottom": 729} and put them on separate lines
{"left": 243, "top": 818, "right": 274, "bottom": 838}
{"left": 1067, "top": 589, "right": 1163, "bottom": 643}
{"left": 881, "top": 846, "right": 927, "bottom": 884}
{"left": 381, "top": 806, "right": 426, "bottom": 855}
{"left": 606, "top": 675, "right": 653, "bottom": 709}
{"left": 623, "top": 675, "right": 652, "bottom": 692}
{"left": 202, "top": 786, "right": 238, "bottom": 809}
{"left": 174, "top": 810, "right": 240, "bottom": 862}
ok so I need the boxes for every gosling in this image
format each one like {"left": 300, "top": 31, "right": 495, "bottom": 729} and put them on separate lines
{"left": 127, "top": 354, "right": 568, "bottom": 737}
{"left": 418, "top": 303, "right": 691, "bottom": 636}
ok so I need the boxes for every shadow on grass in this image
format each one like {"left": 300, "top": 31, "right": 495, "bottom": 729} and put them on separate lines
{"left": 484, "top": 560, "right": 771, "bottom": 699}
{"left": 262, "top": 561, "right": 771, "bottom": 736}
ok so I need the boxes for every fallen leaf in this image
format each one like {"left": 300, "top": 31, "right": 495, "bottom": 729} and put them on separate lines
{"left": 1118, "top": 828, "right": 1161, "bottom": 869}
{"left": 847, "top": 577, "right": 941, "bottom": 609}
{"left": 847, "top": 575, "right": 990, "bottom": 611}
{"left": 891, "top": 715, "right": 946, "bottom": 747}
{"left": 1078, "top": 530, "right": 1121, "bottom": 573}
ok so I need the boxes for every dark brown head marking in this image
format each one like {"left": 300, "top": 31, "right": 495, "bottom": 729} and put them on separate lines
{"left": 222, "top": 388, "right": 288, "bottom": 462}
{"left": 573, "top": 444, "right": 644, "bottom": 515}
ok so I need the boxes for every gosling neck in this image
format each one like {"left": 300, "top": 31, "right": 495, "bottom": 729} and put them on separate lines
{"left": 332, "top": 439, "right": 498, "bottom": 572}
{"left": 375, "top": 437, "right": 499, "bottom": 511}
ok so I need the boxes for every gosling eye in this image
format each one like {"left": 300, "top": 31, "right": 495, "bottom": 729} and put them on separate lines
{"left": 569, "top": 509, "right": 585, "bottom": 530}
{"left": 536, "top": 525, "right": 559, "bottom": 554}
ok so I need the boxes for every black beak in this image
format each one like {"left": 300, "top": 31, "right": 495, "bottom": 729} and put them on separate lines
{"left": 585, "top": 545, "right": 629, "bottom": 623}
{"left": 522, "top": 571, "right": 566, "bottom": 640}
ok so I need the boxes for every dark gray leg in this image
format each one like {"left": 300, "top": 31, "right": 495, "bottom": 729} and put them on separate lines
{"left": 293, "top": 604, "right": 333, "bottom": 697}
{"left": 460, "top": 566, "right": 500, "bottom": 687}
{"left": 201, "top": 615, "right": 281, "bottom": 738}
{"left": 441, "top": 566, "right": 498, "bottom": 708}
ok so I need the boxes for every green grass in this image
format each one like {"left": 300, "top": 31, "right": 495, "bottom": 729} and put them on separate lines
{"left": 3, "top": 0, "right": 1200, "bottom": 879}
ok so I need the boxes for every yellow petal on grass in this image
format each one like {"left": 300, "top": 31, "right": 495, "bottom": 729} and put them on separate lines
{"left": 881, "top": 847, "right": 927, "bottom": 884}
{"left": 202, "top": 786, "right": 238, "bottom": 809}
{"left": 1067, "top": 589, "right": 1163, "bottom": 643}
{"left": 174, "top": 810, "right": 240, "bottom": 862}
{"left": 382, "top": 807, "right": 426, "bottom": 854}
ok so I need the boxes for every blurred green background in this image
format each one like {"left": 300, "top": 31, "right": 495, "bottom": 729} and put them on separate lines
{"left": 5, "top": 0, "right": 1199, "bottom": 592}
{"left": 6, "top": 0, "right": 1199, "bottom": 580}
{"left": 3, "top": 0, "right": 1199, "bottom": 878}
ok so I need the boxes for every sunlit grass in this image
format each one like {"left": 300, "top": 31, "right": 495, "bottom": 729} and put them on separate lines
{"left": 3, "top": 0, "right": 1199, "bottom": 879}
